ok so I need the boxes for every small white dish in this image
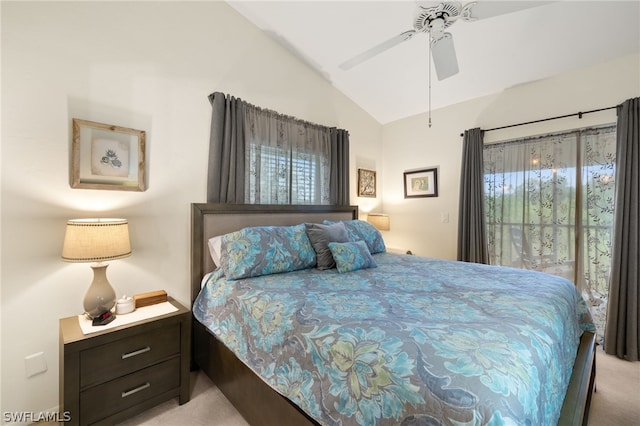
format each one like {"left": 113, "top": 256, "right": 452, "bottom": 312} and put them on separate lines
{"left": 116, "top": 295, "right": 135, "bottom": 315}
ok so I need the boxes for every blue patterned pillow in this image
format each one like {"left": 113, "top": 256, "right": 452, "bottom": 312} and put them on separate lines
{"left": 328, "top": 240, "right": 378, "bottom": 273}
{"left": 324, "top": 220, "right": 386, "bottom": 254}
{"left": 221, "top": 224, "right": 316, "bottom": 279}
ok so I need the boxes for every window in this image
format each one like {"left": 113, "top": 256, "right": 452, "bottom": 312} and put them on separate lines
{"left": 244, "top": 106, "right": 331, "bottom": 205}
{"left": 484, "top": 125, "right": 616, "bottom": 339}
{"left": 207, "top": 92, "right": 350, "bottom": 206}
{"left": 247, "top": 144, "right": 329, "bottom": 204}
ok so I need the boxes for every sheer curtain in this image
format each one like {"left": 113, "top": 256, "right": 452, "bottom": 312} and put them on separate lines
{"left": 581, "top": 126, "right": 617, "bottom": 336}
{"left": 207, "top": 92, "right": 349, "bottom": 205}
{"left": 484, "top": 125, "right": 617, "bottom": 339}
{"left": 244, "top": 104, "right": 331, "bottom": 205}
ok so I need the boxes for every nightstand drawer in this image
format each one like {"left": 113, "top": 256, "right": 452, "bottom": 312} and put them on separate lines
{"left": 80, "top": 323, "right": 180, "bottom": 387}
{"left": 80, "top": 357, "right": 180, "bottom": 425}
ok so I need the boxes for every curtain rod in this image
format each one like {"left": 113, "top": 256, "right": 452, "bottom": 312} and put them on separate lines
{"left": 459, "top": 105, "right": 619, "bottom": 137}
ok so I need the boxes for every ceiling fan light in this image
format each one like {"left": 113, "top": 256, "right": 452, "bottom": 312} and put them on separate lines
{"left": 431, "top": 32, "right": 459, "bottom": 80}
{"left": 429, "top": 17, "right": 446, "bottom": 40}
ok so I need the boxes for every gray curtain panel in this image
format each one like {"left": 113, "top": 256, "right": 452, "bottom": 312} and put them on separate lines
{"left": 330, "top": 128, "right": 350, "bottom": 205}
{"left": 207, "top": 92, "right": 245, "bottom": 203}
{"left": 457, "top": 127, "right": 489, "bottom": 264}
{"left": 605, "top": 97, "right": 640, "bottom": 361}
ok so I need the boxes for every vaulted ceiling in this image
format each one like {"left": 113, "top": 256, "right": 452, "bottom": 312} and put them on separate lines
{"left": 228, "top": 1, "right": 640, "bottom": 124}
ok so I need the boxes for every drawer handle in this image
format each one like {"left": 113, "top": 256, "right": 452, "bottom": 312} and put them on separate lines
{"left": 121, "top": 346, "right": 151, "bottom": 359}
{"left": 121, "top": 382, "right": 150, "bottom": 398}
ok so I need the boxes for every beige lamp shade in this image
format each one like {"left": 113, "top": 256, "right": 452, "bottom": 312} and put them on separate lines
{"left": 62, "top": 218, "right": 131, "bottom": 319}
{"left": 62, "top": 218, "right": 131, "bottom": 263}
{"left": 367, "top": 214, "right": 390, "bottom": 231}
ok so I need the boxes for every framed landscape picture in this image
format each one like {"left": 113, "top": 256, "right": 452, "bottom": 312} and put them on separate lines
{"left": 404, "top": 167, "right": 438, "bottom": 198}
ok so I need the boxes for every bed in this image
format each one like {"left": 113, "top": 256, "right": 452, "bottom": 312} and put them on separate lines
{"left": 190, "top": 203, "right": 596, "bottom": 426}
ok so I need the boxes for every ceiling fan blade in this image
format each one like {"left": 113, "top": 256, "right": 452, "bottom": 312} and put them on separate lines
{"left": 431, "top": 32, "right": 459, "bottom": 80}
{"left": 461, "top": 1, "right": 554, "bottom": 21}
{"left": 339, "top": 30, "right": 417, "bottom": 70}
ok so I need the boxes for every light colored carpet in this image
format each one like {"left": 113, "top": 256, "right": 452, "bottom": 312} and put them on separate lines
{"left": 114, "top": 346, "right": 639, "bottom": 426}
{"left": 117, "top": 371, "right": 248, "bottom": 426}
{"left": 588, "top": 347, "right": 640, "bottom": 426}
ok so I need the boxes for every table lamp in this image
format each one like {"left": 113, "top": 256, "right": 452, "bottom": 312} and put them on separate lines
{"left": 62, "top": 218, "right": 131, "bottom": 319}
{"left": 367, "top": 213, "right": 390, "bottom": 231}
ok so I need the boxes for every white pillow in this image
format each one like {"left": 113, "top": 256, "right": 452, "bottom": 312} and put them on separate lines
{"left": 207, "top": 235, "right": 223, "bottom": 267}
{"left": 201, "top": 271, "right": 214, "bottom": 289}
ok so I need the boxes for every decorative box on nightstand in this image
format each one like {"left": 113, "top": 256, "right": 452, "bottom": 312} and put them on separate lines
{"left": 59, "top": 297, "right": 190, "bottom": 425}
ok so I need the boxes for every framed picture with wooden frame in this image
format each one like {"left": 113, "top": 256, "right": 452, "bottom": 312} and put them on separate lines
{"left": 357, "top": 168, "right": 376, "bottom": 197}
{"left": 404, "top": 167, "right": 438, "bottom": 198}
{"left": 71, "top": 118, "right": 146, "bottom": 191}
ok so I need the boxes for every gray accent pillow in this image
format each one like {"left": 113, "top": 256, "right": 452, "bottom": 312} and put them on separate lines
{"left": 323, "top": 219, "right": 386, "bottom": 254}
{"left": 305, "top": 222, "right": 350, "bottom": 269}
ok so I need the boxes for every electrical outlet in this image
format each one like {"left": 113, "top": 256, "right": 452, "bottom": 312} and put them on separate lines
{"left": 25, "top": 352, "right": 47, "bottom": 377}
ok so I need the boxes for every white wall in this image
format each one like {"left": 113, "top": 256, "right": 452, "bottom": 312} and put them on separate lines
{"left": 0, "top": 2, "right": 382, "bottom": 419}
{"left": 2, "top": 0, "right": 637, "bottom": 419}
{"left": 381, "top": 54, "right": 640, "bottom": 258}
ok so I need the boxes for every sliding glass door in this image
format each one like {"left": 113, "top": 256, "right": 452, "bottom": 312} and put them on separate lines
{"left": 484, "top": 125, "right": 616, "bottom": 339}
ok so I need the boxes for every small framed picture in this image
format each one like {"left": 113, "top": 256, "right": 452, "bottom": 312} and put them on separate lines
{"left": 357, "top": 168, "right": 376, "bottom": 197}
{"left": 71, "top": 118, "right": 146, "bottom": 191}
{"left": 404, "top": 167, "right": 438, "bottom": 198}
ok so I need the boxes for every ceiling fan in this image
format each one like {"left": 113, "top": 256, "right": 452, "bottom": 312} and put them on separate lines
{"left": 339, "top": 1, "right": 550, "bottom": 81}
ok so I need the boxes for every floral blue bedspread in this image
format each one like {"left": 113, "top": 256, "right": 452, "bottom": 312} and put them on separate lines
{"left": 193, "top": 253, "right": 595, "bottom": 426}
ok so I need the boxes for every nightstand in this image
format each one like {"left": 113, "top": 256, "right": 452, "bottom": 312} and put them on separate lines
{"left": 59, "top": 297, "right": 190, "bottom": 425}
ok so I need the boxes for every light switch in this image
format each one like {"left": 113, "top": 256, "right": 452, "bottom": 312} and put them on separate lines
{"left": 441, "top": 212, "right": 450, "bottom": 223}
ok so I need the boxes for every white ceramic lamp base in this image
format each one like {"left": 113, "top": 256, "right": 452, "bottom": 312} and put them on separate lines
{"left": 83, "top": 263, "right": 117, "bottom": 319}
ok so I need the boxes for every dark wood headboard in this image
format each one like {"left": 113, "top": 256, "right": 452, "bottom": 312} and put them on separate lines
{"left": 190, "top": 203, "right": 358, "bottom": 305}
